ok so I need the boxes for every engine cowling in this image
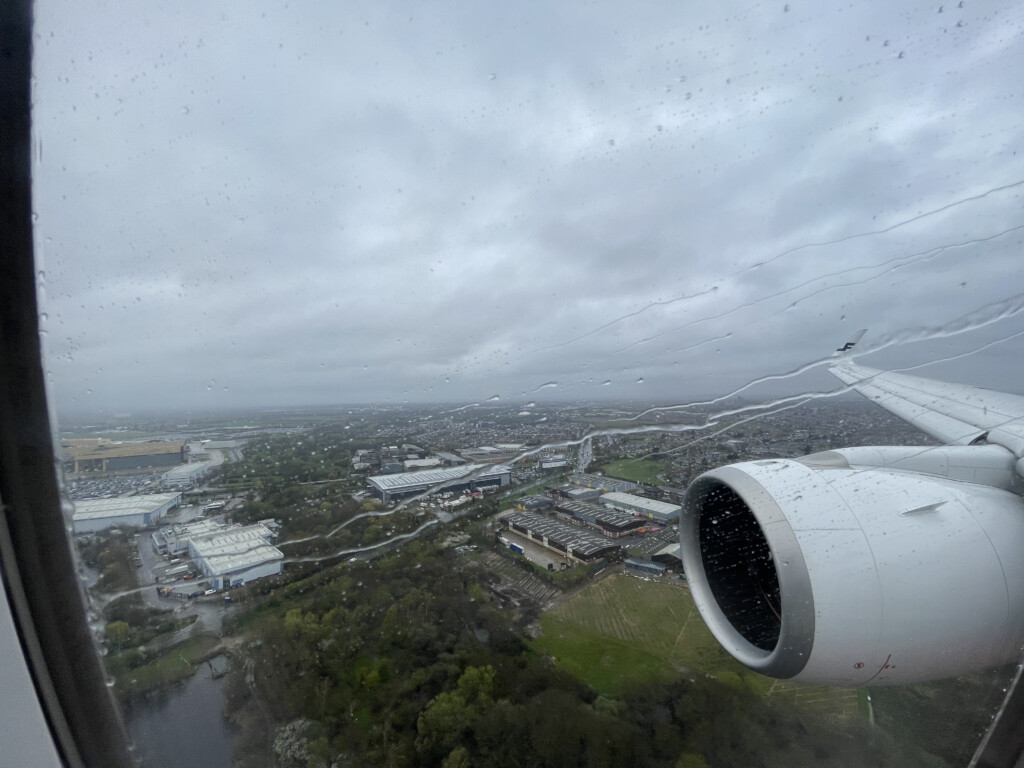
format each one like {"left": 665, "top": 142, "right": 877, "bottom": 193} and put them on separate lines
{"left": 680, "top": 454, "right": 1024, "bottom": 686}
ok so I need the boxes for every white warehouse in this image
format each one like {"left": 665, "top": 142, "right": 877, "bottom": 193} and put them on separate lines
{"left": 367, "top": 463, "right": 511, "bottom": 503}
{"left": 161, "top": 460, "right": 213, "bottom": 490}
{"left": 188, "top": 524, "right": 284, "bottom": 590}
{"left": 72, "top": 493, "right": 182, "bottom": 534}
{"left": 599, "top": 491, "right": 682, "bottom": 524}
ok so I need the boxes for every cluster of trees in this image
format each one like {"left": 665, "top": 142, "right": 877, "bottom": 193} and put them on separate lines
{"left": 76, "top": 532, "right": 138, "bottom": 593}
{"left": 223, "top": 538, "right": 944, "bottom": 768}
{"left": 233, "top": 478, "right": 425, "bottom": 560}
{"left": 102, "top": 595, "right": 190, "bottom": 652}
{"left": 220, "top": 429, "right": 364, "bottom": 490}
{"left": 212, "top": 428, "right": 982, "bottom": 767}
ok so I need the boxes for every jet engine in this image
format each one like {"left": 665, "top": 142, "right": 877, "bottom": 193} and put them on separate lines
{"left": 679, "top": 445, "right": 1024, "bottom": 686}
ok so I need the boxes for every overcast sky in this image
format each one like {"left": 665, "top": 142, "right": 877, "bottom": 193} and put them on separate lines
{"left": 31, "top": 0, "right": 1024, "bottom": 417}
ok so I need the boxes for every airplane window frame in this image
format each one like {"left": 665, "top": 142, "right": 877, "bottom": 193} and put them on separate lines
{"left": 3, "top": 0, "right": 1022, "bottom": 766}
{"left": 0, "top": 1, "right": 133, "bottom": 765}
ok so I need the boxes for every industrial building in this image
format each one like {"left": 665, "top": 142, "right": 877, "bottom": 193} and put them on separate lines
{"left": 435, "top": 451, "right": 467, "bottom": 466}
{"left": 625, "top": 558, "right": 667, "bottom": 577}
{"left": 538, "top": 455, "right": 568, "bottom": 469}
{"left": 404, "top": 457, "right": 441, "bottom": 470}
{"left": 600, "top": 492, "right": 682, "bottom": 524}
{"left": 513, "top": 494, "right": 554, "bottom": 511}
{"left": 161, "top": 460, "right": 213, "bottom": 490}
{"left": 189, "top": 524, "right": 284, "bottom": 590}
{"left": 367, "top": 464, "right": 511, "bottom": 503}
{"left": 554, "top": 500, "right": 646, "bottom": 537}
{"left": 565, "top": 487, "right": 601, "bottom": 502}
{"left": 62, "top": 439, "right": 185, "bottom": 475}
{"left": 457, "top": 447, "right": 523, "bottom": 464}
{"left": 502, "top": 511, "right": 619, "bottom": 562}
{"left": 72, "top": 492, "right": 181, "bottom": 534}
{"left": 652, "top": 541, "right": 683, "bottom": 570}
{"left": 152, "top": 519, "right": 226, "bottom": 556}
{"left": 570, "top": 473, "right": 637, "bottom": 494}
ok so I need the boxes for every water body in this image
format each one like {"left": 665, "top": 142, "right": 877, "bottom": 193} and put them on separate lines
{"left": 123, "top": 657, "right": 235, "bottom": 768}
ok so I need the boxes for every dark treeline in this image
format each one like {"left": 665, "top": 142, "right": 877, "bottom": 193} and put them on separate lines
{"left": 223, "top": 538, "right": 943, "bottom": 768}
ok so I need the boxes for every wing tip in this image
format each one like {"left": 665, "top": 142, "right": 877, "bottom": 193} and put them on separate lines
{"left": 834, "top": 328, "right": 868, "bottom": 355}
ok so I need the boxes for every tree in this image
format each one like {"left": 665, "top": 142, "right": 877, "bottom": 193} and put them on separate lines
{"left": 105, "top": 620, "right": 131, "bottom": 651}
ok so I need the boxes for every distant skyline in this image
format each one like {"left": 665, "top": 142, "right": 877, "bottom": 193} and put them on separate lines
{"left": 33, "top": 0, "right": 1024, "bottom": 419}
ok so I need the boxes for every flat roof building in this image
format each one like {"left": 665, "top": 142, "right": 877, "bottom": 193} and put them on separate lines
{"left": 571, "top": 473, "right": 638, "bottom": 494}
{"left": 653, "top": 541, "right": 683, "bottom": 570}
{"left": 435, "top": 451, "right": 467, "bottom": 466}
{"left": 513, "top": 494, "right": 554, "bottom": 511}
{"left": 368, "top": 464, "right": 511, "bottom": 503}
{"left": 502, "top": 511, "right": 619, "bottom": 562}
{"left": 152, "top": 518, "right": 227, "bottom": 555}
{"left": 72, "top": 492, "right": 181, "bottom": 534}
{"left": 404, "top": 457, "right": 442, "bottom": 470}
{"left": 161, "top": 460, "right": 213, "bottom": 490}
{"left": 566, "top": 487, "right": 601, "bottom": 502}
{"left": 62, "top": 439, "right": 185, "bottom": 474}
{"left": 458, "top": 447, "right": 522, "bottom": 464}
{"left": 600, "top": 492, "right": 681, "bottom": 524}
{"left": 189, "top": 524, "right": 284, "bottom": 591}
{"left": 554, "top": 500, "right": 646, "bottom": 537}
{"left": 625, "top": 558, "right": 667, "bottom": 576}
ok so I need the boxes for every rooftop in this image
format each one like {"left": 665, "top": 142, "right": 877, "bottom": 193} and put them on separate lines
{"left": 571, "top": 473, "right": 638, "bottom": 492}
{"left": 170, "top": 519, "right": 226, "bottom": 539}
{"left": 162, "top": 461, "right": 212, "bottom": 479}
{"left": 600, "top": 492, "right": 681, "bottom": 516}
{"left": 72, "top": 493, "right": 181, "bottom": 521}
{"left": 556, "top": 500, "right": 641, "bottom": 529}
{"left": 368, "top": 463, "right": 510, "bottom": 490}
{"left": 62, "top": 440, "right": 184, "bottom": 461}
{"left": 503, "top": 511, "right": 618, "bottom": 558}
{"left": 190, "top": 524, "right": 284, "bottom": 574}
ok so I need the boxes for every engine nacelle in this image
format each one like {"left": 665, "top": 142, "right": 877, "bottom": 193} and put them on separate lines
{"left": 680, "top": 454, "right": 1024, "bottom": 686}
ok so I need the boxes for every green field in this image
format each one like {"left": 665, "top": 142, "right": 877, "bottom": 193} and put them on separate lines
{"left": 532, "top": 574, "right": 860, "bottom": 721}
{"left": 599, "top": 458, "right": 666, "bottom": 485}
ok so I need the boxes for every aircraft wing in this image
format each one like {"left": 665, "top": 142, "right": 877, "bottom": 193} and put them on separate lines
{"left": 829, "top": 360, "right": 1024, "bottom": 451}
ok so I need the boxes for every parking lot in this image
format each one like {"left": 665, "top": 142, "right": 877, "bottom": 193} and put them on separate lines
{"left": 500, "top": 530, "right": 573, "bottom": 570}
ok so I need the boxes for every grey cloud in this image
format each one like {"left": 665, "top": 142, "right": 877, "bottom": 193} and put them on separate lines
{"left": 32, "top": 0, "right": 1024, "bottom": 415}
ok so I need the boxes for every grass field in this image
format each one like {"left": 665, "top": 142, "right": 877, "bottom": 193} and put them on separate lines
{"left": 532, "top": 573, "right": 861, "bottom": 721}
{"left": 599, "top": 458, "right": 666, "bottom": 485}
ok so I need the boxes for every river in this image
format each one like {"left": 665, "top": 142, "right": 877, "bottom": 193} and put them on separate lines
{"left": 123, "top": 656, "right": 235, "bottom": 768}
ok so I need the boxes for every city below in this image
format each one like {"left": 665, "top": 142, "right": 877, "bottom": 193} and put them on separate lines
{"left": 63, "top": 397, "right": 994, "bottom": 768}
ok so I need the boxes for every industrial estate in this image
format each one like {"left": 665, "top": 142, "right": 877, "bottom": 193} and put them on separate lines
{"left": 66, "top": 398, "right": 931, "bottom": 602}
{"left": 64, "top": 398, "right": 977, "bottom": 768}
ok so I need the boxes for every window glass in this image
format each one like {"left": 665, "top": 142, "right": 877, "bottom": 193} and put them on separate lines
{"left": 32, "top": 1, "right": 1024, "bottom": 766}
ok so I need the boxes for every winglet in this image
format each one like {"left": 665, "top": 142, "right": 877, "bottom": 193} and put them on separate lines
{"left": 834, "top": 329, "right": 867, "bottom": 355}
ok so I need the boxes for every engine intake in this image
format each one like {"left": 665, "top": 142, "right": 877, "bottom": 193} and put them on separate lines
{"left": 681, "top": 455, "right": 1024, "bottom": 685}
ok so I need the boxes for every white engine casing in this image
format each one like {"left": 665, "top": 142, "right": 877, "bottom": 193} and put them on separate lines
{"left": 680, "top": 456, "right": 1024, "bottom": 686}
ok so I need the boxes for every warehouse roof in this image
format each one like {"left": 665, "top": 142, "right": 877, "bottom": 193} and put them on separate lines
{"left": 556, "top": 500, "right": 641, "bottom": 530}
{"left": 72, "top": 493, "right": 181, "bottom": 521}
{"left": 654, "top": 541, "right": 682, "bottom": 560}
{"left": 502, "top": 511, "right": 618, "bottom": 559}
{"left": 600, "top": 491, "right": 681, "bottom": 517}
{"left": 62, "top": 439, "right": 184, "bottom": 461}
{"left": 162, "top": 461, "right": 212, "bottom": 480}
{"left": 368, "top": 463, "right": 510, "bottom": 491}
{"left": 570, "top": 473, "right": 637, "bottom": 492}
{"left": 190, "top": 524, "right": 283, "bottom": 574}
{"left": 170, "top": 519, "right": 226, "bottom": 539}
{"left": 434, "top": 451, "right": 466, "bottom": 464}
